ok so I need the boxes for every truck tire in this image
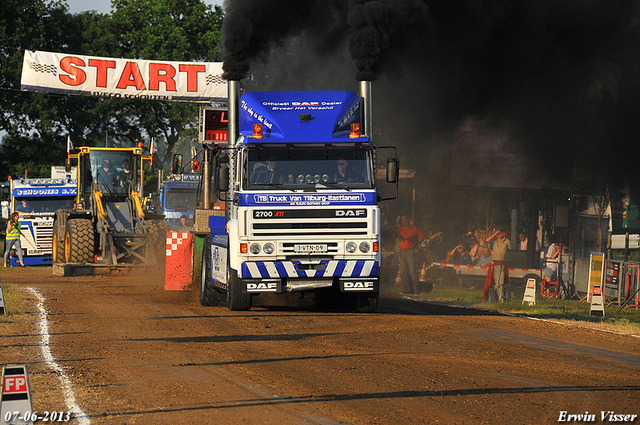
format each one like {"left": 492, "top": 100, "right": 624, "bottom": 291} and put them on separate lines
{"left": 64, "top": 219, "right": 94, "bottom": 263}
{"left": 227, "top": 261, "right": 252, "bottom": 311}
{"left": 200, "top": 236, "right": 222, "bottom": 306}
{"left": 52, "top": 219, "right": 64, "bottom": 263}
{"left": 355, "top": 292, "right": 379, "bottom": 313}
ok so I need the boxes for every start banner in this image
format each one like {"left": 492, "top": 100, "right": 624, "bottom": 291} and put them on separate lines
{"left": 21, "top": 50, "right": 226, "bottom": 102}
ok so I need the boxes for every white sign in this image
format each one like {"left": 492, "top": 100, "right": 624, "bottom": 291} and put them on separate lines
{"left": 0, "top": 365, "right": 33, "bottom": 425}
{"left": 522, "top": 278, "right": 536, "bottom": 306}
{"left": 51, "top": 166, "right": 77, "bottom": 180}
{"left": 610, "top": 234, "right": 640, "bottom": 249}
{"left": 21, "top": 50, "right": 227, "bottom": 102}
{"left": 589, "top": 284, "right": 605, "bottom": 317}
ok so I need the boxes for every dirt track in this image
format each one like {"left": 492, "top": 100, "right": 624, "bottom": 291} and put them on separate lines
{"left": 1, "top": 266, "right": 639, "bottom": 424}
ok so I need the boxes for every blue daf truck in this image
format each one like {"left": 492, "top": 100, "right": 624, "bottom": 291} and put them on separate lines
{"left": 197, "top": 81, "right": 398, "bottom": 312}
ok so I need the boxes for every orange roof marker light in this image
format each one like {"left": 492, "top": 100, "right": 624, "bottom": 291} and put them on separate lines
{"left": 350, "top": 123, "right": 361, "bottom": 138}
{"left": 253, "top": 123, "right": 263, "bottom": 139}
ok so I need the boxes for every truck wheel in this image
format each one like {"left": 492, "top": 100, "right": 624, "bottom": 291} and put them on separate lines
{"left": 64, "top": 219, "right": 94, "bottom": 263}
{"left": 227, "top": 262, "right": 251, "bottom": 311}
{"left": 355, "top": 292, "right": 379, "bottom": 313}
{"left": 52, "top": 220, "right": 64, "bottom": 263}
{"left": 200, "top": 236, "right": 222, "bottom": 306}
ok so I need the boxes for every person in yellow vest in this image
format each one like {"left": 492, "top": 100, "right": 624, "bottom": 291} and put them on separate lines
{"left": 4, "top": 212, "right": 25, "bottom": 267}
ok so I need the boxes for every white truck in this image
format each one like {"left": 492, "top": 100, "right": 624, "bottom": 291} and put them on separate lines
{"left": 4, "top": 173, "right": 77, "bottom": 265}
{"left": 197, "top": 81, "right": 399, "bottom": 312}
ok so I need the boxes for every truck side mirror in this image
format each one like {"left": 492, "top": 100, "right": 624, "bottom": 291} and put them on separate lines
{"left": 386, "top": 158, "right": 399, "bottom": 183}
{"left": 218, "top": 165, "right": 229, "bottom": 192}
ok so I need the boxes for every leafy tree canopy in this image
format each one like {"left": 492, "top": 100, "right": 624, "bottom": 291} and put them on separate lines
{"left": 0, "top": 0, "right": 223, "bottom": 180}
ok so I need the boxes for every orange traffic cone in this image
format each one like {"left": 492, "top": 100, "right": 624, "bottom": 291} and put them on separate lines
{"left": 419, "top": 263, "right": 428, "bottom": 282}
{"left": 393, "top": 266, "right": 403, "bottom": 286}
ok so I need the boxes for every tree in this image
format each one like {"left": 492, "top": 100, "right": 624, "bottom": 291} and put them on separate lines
{"left": 0, "top": 0, "right": 224, "bottom": 179}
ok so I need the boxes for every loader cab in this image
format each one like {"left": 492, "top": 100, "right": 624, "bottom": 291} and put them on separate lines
{"left": 78, "top": 150, "right": 137, "bottom": 201}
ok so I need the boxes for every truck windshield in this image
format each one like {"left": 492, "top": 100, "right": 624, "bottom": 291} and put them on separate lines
{"left": 245, "top": 148, "right": 373, "bottom": 190}
{"left": 165, "top": 189, "right": 198, "bottom": 210}
{"left": 15, "top": 197, "right": 76, "bottom": 213}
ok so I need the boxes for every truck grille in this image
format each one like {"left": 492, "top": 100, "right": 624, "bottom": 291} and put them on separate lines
{"left": 36, "top": 226, "right": 53, "bottom": 250}
{"left": 252, "top": 221, "right": 367, "bottom": 237}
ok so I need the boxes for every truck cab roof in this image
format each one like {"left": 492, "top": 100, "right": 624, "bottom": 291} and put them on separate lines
{"left": 239, "top": 91, "right": 370, "bottom": 144}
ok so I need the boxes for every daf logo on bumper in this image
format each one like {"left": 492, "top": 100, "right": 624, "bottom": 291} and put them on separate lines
{"left": 246, "top": 282, "right": 279, "bottom": 293}
{"left": 335, "top": 209, "right": 366, "bottom": 217}
{"left": 343, "top": 281, "right": 375, "bottom": 291}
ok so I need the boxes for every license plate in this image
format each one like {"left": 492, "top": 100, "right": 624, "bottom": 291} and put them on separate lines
{"left": 294, "top": 244, "right": 327, "bottom": 253}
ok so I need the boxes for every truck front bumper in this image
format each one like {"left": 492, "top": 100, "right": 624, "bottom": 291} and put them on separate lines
{"left": 240, "top": 260, "right": 379, "bottom": 294}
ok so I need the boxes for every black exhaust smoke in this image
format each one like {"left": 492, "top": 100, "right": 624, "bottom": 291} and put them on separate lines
{"left": 220, "top": 0, "right": 640, "bottom": 191}
{"left": 221, "top": 0, "right": 428, "bottom": 82}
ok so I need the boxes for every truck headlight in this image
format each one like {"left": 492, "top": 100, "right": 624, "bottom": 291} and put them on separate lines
{"left": 359, "top": 242, "right": 370, "bottom": 253}
{"left": 263, "top": 242, "right": 275, "bottom": 254}
{"left": 346, "top": 242, "right": 357, "bottom": 253}
{"left": 249, "top": 243, "right": 261, "bottom": 254}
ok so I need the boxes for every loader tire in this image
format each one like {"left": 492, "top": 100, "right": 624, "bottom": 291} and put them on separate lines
{"left": 52, "top": 219, "right": 65, "bottom": 263}
{"left": 147, "top": 220, "right": 170, "bottom": 247}
{"left": 200, "top": 237, "right": 223, "bottom": 306}
{"left": 147, "top": 220, "right": 170, "bottom": 262}
{"left": 64, "top": 219, "right": 94, "bottom": 263}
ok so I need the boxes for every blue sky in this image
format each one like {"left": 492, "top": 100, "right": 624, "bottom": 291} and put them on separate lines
{"left": 66, "top": 0, "right": 223, "bottom": 14}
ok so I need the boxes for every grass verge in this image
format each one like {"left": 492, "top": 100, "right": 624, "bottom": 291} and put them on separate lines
{"left": 0, "top": 283, "right": 26, "bottom": 323}
{"left": 387, "top": 282, "right": 640, "bottom": 335}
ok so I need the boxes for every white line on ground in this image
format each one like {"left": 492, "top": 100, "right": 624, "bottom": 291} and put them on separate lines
{"left": 28, "top": 287, "right": 91, "bottom": 425}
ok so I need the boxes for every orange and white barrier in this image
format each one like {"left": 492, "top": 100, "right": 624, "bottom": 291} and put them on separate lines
{"left": 165, "top": 232, "right": 193, "bottom": 291}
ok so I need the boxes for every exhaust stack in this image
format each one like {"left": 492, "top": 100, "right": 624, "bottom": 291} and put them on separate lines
{"left": 228, "top": 80, "right": 240, "bottom": 146}
{"left": 360, "top": 80, "right": 372, "bottom": 141}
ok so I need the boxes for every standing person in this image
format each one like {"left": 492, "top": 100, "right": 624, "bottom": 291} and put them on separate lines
{"left": 519, "top": 233, "right": 528, "bottom": 251}
{"left": 447, "top": 243, "right": 472, "bottom": 287}
{"left": 427, "top": 231, "right": 447, "bottom": 263}
{"left": 485, "top": 229, "right": 512, "bottom": 302}
{"left": 446, "top": 244, "right": 472, "bottom": 266}
{"left": 176, "top": 215, "right": 193, "bottom": 232}
{"left": 466, "top": 231, "right": 480, "bottom": 264}
{"left": 543, "top": 237, "right": 562, "bottom": 287}
{"left": 4, "top": 212, "right": 25, "bottom": 267}
{"left": 396, "top": 215, "right": 425, "bottom": 294}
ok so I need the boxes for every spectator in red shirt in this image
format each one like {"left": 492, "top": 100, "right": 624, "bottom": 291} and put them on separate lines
{"left": 396, "top": 215, "right": 425, "bottom": 294}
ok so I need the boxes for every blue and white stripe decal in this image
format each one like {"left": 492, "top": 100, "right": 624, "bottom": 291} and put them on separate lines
{"left": 241, "top": 260, "right": 378, "bottom": 279}
{"left": 239, "top": 192, "right": 376, "bottom": 207}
